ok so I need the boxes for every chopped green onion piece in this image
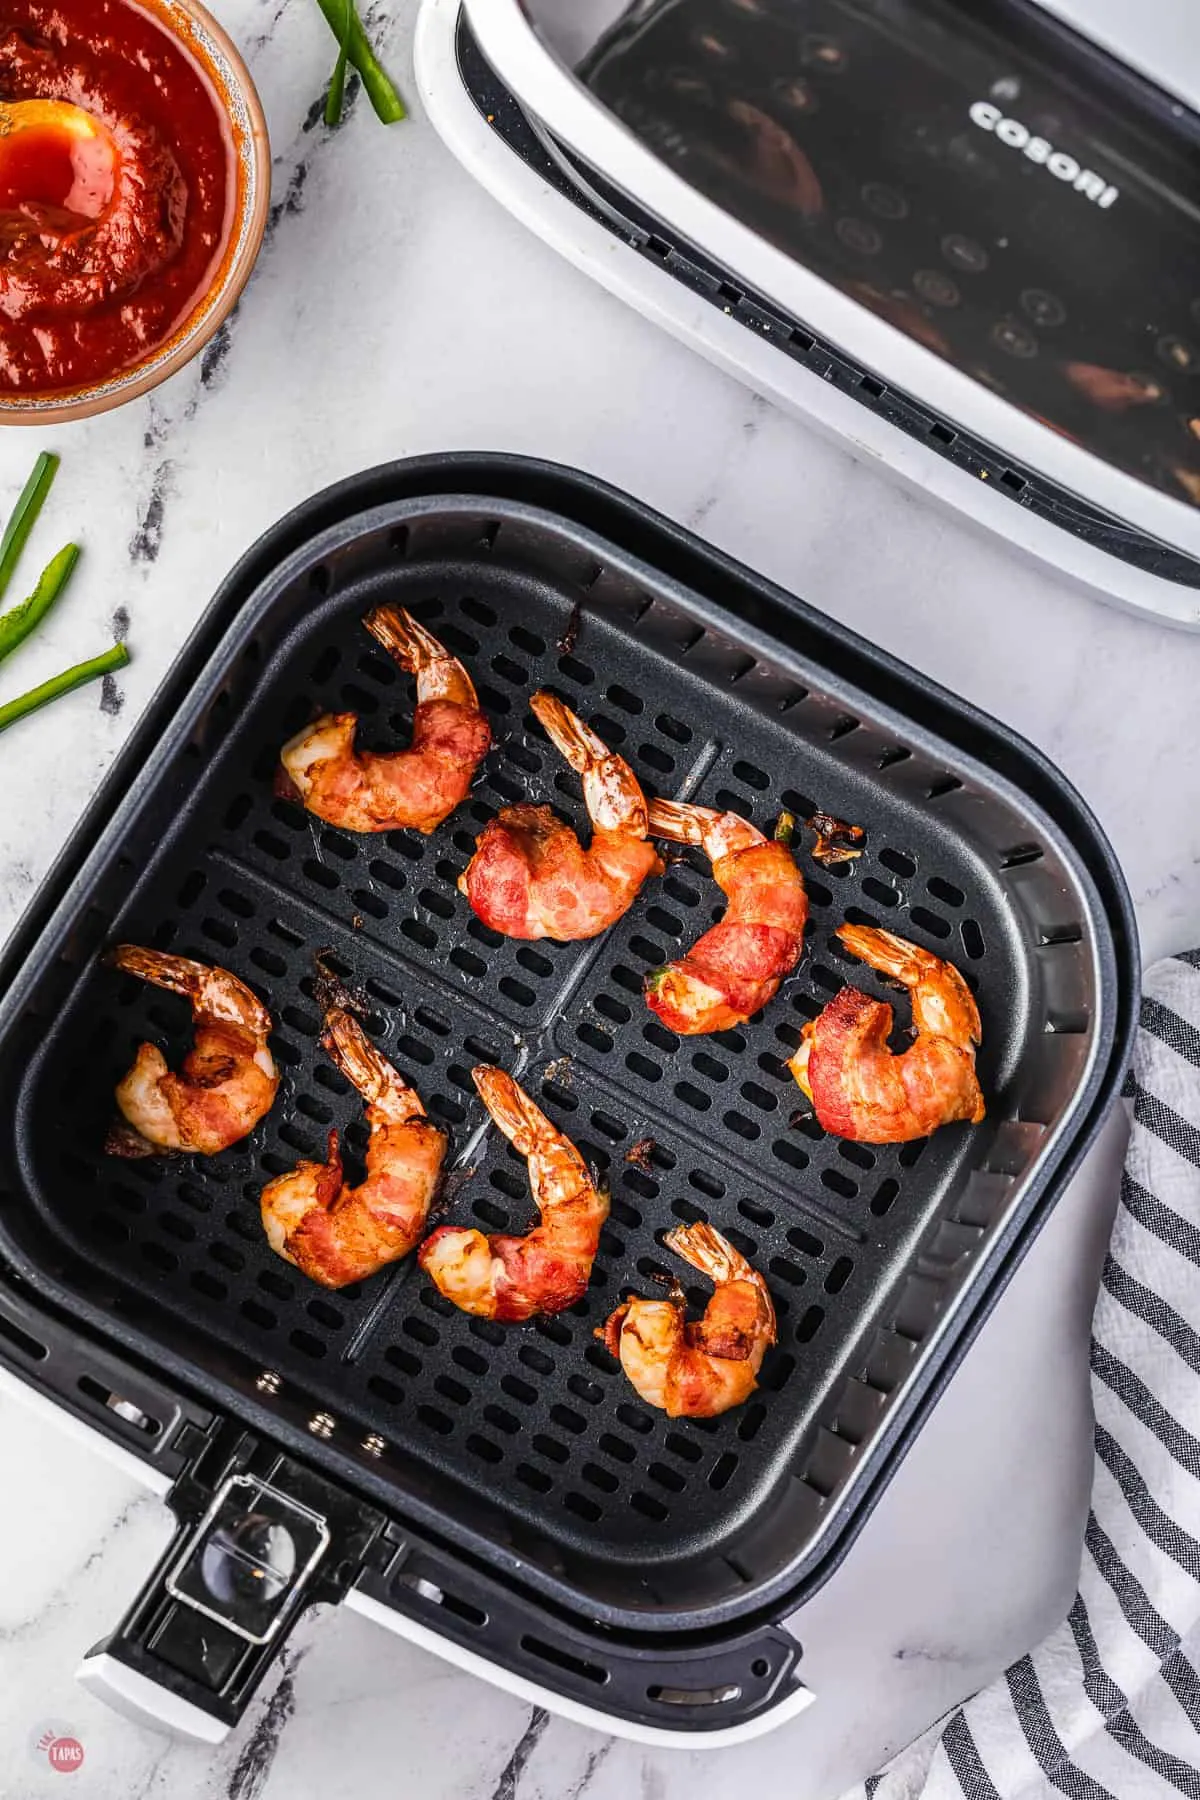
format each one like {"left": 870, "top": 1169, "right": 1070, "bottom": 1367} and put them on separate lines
{"left": 0, "top": 452, "right": 59, "bottom": 605}
{"left": 312, "top": 0, "right": 406, "bottom": 124}
{"left": 0, "top": 642, "right": 129, "bottom": 738}
{"left": 0, "top": 543, "right": 80, "bottom": 670}
{"left": 325, "top": 0, "right": 353, "bottom": 126}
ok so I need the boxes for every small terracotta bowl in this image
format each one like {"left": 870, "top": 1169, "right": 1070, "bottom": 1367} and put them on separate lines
{"left": 0, "top": 0, "right": 271, "bottom": 426}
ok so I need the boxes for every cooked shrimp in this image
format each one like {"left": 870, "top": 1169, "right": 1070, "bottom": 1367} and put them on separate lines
{"left": 788, "top": 923, "right": 985, "bottom": 1143}
{"left": 459, "top": 693, "right": 662, "bottom": 940}
{"left": 418, "top": 1067, "right": 609, "bottom": 1319}
{"left": 644, "top": 801, "right": 807, "bottom": 1034}
{"left": 106, "top": 948, "right": 278, "bottom": 1157}
{"left": 260, "top": 1008, "right": 446, "bottom": 1289}
{"left": 278, "top": 607, "right": 491, "bottom": 834}
{"left": 599, "top": 1222, "right": 776, "bottom": 1418}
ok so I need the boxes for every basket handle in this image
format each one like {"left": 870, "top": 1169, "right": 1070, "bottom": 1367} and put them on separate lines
{"left": 72, "top": 1457, "right": 386, "bottom": 1740}
{"left": 76, "top": 1653, "right": 232, "bottom": 1744}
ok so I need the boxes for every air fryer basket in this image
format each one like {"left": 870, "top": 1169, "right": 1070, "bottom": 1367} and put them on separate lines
{"left": 0, "top": 458, "right": 1133, "bottom": 1728}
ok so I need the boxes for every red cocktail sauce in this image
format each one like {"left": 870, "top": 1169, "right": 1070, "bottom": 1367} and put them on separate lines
{"left": 0, "top": 0, "right": 236, "bottom": 394}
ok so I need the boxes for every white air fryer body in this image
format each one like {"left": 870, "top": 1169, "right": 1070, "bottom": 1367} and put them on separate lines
{"left": 418, "top": 0, "right": 1200, "bottom": 625}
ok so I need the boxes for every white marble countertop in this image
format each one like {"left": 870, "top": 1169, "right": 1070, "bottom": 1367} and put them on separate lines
{"left": 1, "top": 2, "right": 1199, "bottom": 1796}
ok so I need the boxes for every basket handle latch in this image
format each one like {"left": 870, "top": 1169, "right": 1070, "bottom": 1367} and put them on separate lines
{"left": 77, "top": 1454, "right": 387, "bottom": 1741}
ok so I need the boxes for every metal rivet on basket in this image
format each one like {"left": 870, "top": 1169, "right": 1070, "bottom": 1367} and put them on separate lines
{"left": 362, "top": 1433, "right": 386, "bottom": 1458}
{"left": 255, "top": 1370, "right": 282, "bottom": 1395}
{"left": 308, "top": 1411, "right": 336, "bottom": 1439}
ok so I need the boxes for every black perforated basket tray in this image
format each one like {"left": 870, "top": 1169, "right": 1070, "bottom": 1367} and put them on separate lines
{"left": 0, "top": 456, "right": 1135, "bottom": 1735}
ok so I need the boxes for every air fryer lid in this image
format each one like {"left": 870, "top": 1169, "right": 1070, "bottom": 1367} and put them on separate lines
{"left": 524, "top": 0, "right": 1200, "bottom": 516}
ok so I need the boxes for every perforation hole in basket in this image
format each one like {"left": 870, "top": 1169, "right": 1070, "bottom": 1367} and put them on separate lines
{"left": 712, "top": 788, "right": 754, "bottom": 820}
{"left": 861, "top": 877, "right": 902, "bottom": 910}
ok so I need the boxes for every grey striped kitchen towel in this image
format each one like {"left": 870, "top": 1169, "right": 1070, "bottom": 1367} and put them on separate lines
{"left": 845, "top": 953, "right": 1200, "bottom": 1800}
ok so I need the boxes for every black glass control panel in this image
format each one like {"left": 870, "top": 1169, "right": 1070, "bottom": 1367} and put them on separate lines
{"left": 581, "top": 0, "right": 1200, "bottom": 509}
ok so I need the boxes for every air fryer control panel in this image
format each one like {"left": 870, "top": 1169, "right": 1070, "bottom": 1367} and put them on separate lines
{"left": 582, "top": 0, "right": 1200, "bottom": 508}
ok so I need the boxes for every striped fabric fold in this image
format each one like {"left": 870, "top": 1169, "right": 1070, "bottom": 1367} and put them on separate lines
{"left": 844, "top": 955, "right": 1200, "bottom": 1800}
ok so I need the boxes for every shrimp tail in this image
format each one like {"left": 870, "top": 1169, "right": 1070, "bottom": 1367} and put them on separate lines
{"left": 363, "top": 606, "right": 482, "bottom": 716}
{"left": 311, "top": 955, "right": 365, "bottom": 1020}
{"left": 322, "top": 1008, "right": 427, "bottom": 1124}
{"left": 645, "top": 799, "right": 719, "bottom": 846}
{"left": 107, "top": 945, "right": 203, "bottom": 996}
{"left": 108, "top": 945, "right": 273, "bottom": 1036}
{"left": 363, "top": 605, "right": 446, "bottom": 674}
{"left": 837, "top": 923, "right": 930, "bottom": 985}
{"left": 529, "top": 692, "right": 609, "bottom": 774}
{"left": 472, "top": 1065, "right": 547, "bottom": 1155}
{"left": 664, "top": 1220, "right": 752, "bottom": 1284}
{"left": 530, "top": 690, "right": 654, "bottom": 839}
{"left": 647, "top": 799, "right": 767, "bottom": 861}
